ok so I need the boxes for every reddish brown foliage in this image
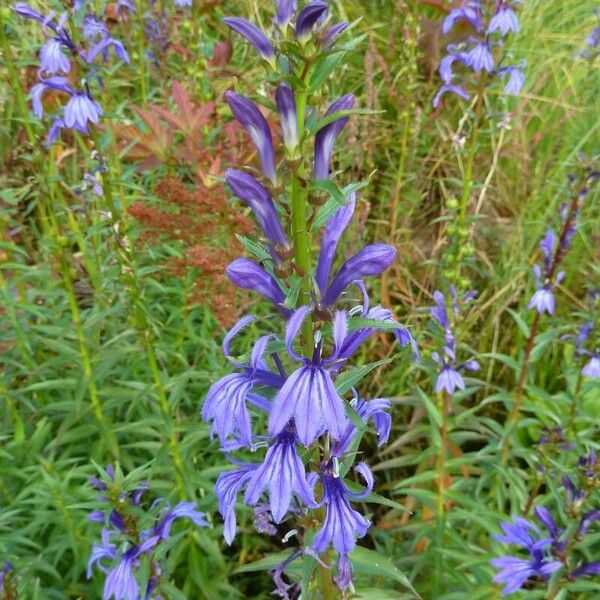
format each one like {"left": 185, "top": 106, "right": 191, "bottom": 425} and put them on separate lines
{"left": 128, "top": 178, "right": 253, "bottom": 326}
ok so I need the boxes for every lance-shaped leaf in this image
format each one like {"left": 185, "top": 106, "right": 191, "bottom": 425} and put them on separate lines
{"left": 314, "top": 94, "right": 355, "bottom": 180}
{"left": 321, "top": 244, "right": 397, "bottom": 306}
{"left": 315, "top": 193, "right": 356, "bottom": 294}
{"left": 296, "top": 1, "right": 328, "bottom": 39}
{"left": 226, "top": 258, "right": 285, "bottom": 306}
{"left": 222, "top": 17, "right": 275, "bottom": 64}
{"left": 275, "top": 83, "right": 298, "bottom": 154}
{"left": 225, "top": 169, "right": 288, "bottom": 246}
{"left": 225, "top": 91, "right": 277, "bottom": 184}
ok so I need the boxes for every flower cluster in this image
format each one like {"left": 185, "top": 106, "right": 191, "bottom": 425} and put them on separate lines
{"left": 491, "top": 449, "right": 600, "bottom": 596}
{"left": 562, "top": 290, "right": 600, "bottom": 379}
{"left": 0, "top": 563, "right": 15, "bottom": 598}
{"left": 200, "top": 1, "right": 416, "bottom": 593}
{"left": 430, "top": 287, "right": 479, "bottom": 396}
{"left": 528, "top": 169, "right": 598, "bottom": 316}
{"left": 87, "top": 465, "right": 207, "bottom": 600}
{"left": 434, "top": 0, "right": 525, "bottom": 107}
{"left": 576, "top": 8, "right": 600, "bottom": 62}
{"left": 14, "top": 3, "right": 129, "bottom": 145}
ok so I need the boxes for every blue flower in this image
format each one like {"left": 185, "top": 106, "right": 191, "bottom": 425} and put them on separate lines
{"left": 154, "top": 502, "right": 208, "bottom": 540}
{"left": 40, "top": 39, "right": 71, "bottom": 74}
{"left": 313, "top": 94, "right": 354, "bottom": 180}
{"left": 268, "top": 307, "right": 350, "bottom": 445}
{"left": 488, "top": 6, "right": 520, "bottom": 36}
{"left": 582, "top": 355, "right": 600, "bottom": 379}
{"left": 499, "top": 66, "right": 525, "bottom": 95}
{"left": 202, "top": 315, "right": 282, "bottom": 447}
{"left": 275, "top": 0, "right": 296, "bottom": 29}
{"left": 215, "top": 463, "right": 257, "bottom": 544}
{"left": 464, "top": 41, "right": 494, "bottom": 72}
{"left": 244, "top": 425, "right": 317, "bottom": 522}
{"left": 312, "top": 461, "right": 373, "bottom": 555}
{"left": 64, "top": 92, "right": 103, "bottom": 131}
{"left": 223, "top": 17, "right": 275, "bottom": 65}
{"left": 226, "top": 258, "right": 286, "bottom": 308}
{"left": 295, "top": 1, "right": 328, "bottom": 40}
{"left": 225, "top": 91, "right": 277, "bottom": 184}
{"left": 275, "top": 83, "right": 299, "bottom": 154}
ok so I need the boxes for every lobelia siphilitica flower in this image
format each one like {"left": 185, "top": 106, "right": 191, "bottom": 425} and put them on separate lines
{"left": 527, "top": 168, "right": 599, "bottom": 317}
{"left": 13, "top": 2, "right": 129, "bottom": 146}
{"left": 430, "top": 287, "right": 479, "bottom": 397}
{"left": 576, "top": 8, "right": 600, "bottom": 63}
{"left": 0, "top": 563, "right": 15, "bottom": 599}
{"left": 562, "top": 289, "right": 600, "bottom": 380}
{"left": 491, "top": 449, "right": 600, "bottom": 596}
{"left": 434, "top": 0, "right": 526, "bottom": 107}
{"left": 200, "top": 1, "right": 417, "bottom": 595}
{"left": 87, "top": 465, "right": 207, "bottom": 600}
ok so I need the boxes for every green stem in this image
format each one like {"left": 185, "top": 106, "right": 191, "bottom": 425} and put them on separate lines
{"left": 290, "top": 88, "right": 313, "bottom": 347}
{"left": 91, "top": 129, "right": 188, "bottom": 498}
{"left": 0, "top": 11, "right": 36, "bottom": 144}
{"left": 434, "top": 391, "right": 450, "bottom": 595}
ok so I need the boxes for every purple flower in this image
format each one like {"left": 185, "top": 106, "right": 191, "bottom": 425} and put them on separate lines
{"left": 491, "top": 514, "right": 563, "bottom": 595}
{"left": 442, "top": 2, "right": 482, "bottom": 34}
{"left": 434, "top": 363, "right": 465, "bottom": 394}
{"left": 0, "top": 563, "right": 13, "bottom": 589}
{"left": 314, "top": 94, "right": 355, "bottom": 180}
{"left": 491, "top": 552, "right": 562, "bottom": 596}
{"left": 275, "top": 0, "right": 296, "bottom": 28}
{"left": 40, "top": 39, "right": 71, "bottom": 74}
{"left": 500, "top": 66, "right": 525, "bottom": 95}
{"left": 13, "top": 3, "right": 45, "bottom": 21}
{"left": 321, "top": 244, "right": 396, "bottom": 306}
{"left": 104, "top": 537, "right": 159, "bottom": 600}
{"left": 582, "top": 355, "right": 600, "bottom": 379}
{"left": 154, "top": 502, "right": 208, "bottom": 540}
{"left": 275, "top": 83, "right": 298, "bottom": 154}
{"left": 174, "top": 0, "right": 192, "bottom": 6}
{"left": 84, "top": 36, "right": 130, "bottom": 64}
{"left": 87, "top": 528, "right": 117, "bottom": 578}
{"left": 226, "top": 258, "right": 285, "bottom": 307}
{"left": 464, "top": 42, "right": 494, "bottom": 72}
{"left": 30, "top": 76, "right": 74, "bottom": 118}
{"left": 314, "top": 193, "right": 356, "bottom": 294}
{"left": 244, "top": 425, "right": 317, "bottom": 522}
{"left": 333, "top": 395, "right": 392, "bottom": 457}
{"left": 223, "top": 17, "right": 275, "bottom": 64}
{"left": 325, "top": 22, "right": 348, "bottom": 47}
{"left": 202, "top": 315, "right": 281, "bottom": 447}
{"left": 295, "top": 1, "right": 328, "bottom": 40}
{"left": 571, "top": 562, "right": 600, "bottom": 578}
{"left": 225, "top": 91, "right": 277, "bottom": 184}
{"left": 577, "top": 509, "right": 600, "bottom": 538}
{"left": 433, "top": 83, "right": 469, "bottom": 107}
{"left": 335, "top": 553, "right": 354, "bottom": 590}
{"left": 337, "top": 302, "right": 418, "bottom": 363}
{"left": 225, "top": 169, "right": 288, "bottom": 246}
{"left": 64, "top": 92, "right": 103, "bottom": 131}
{"left": 528, "top": 286, "right": 556, "bottom": 315}
{"left": 312, "top": 461, "right": 373, "bottom": 555}
{"left": 562, "top": 476, "right": 585, "bottom": 508}
{"left": 488, "top": 6, "right": 520, "bottom": 36}
{"left": 268, "top": 306, "right": 349, "bottom": 445}
{"left": 215, "top": 464, "right": 256, "bottom": 544}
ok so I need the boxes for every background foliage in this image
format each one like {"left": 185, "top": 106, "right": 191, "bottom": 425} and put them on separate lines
{"left": 0, "top": 0, "right": 598, "bottom": 598}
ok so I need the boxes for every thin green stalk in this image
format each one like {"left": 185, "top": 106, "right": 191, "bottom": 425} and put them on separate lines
{"left": 91, "top": 130, "right": 187, "bottom": 498}
{"left": 434, "top": 391, "right": 451, "bottom": 596}
{"left": 135, "top": 4, "right": 148, "bottom": 105}
{"left": 0, "top": 12, "right": 36, "bottom": 144}
{"left": 290, "top": 86, "right": 313, "bottom": 347}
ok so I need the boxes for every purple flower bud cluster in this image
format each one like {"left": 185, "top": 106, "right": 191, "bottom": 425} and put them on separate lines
{"left": 201, "top": 2, "right": 417, "bottom": 592}
{"left": 527, "top": 170, "right": 598, "bottom": 316}
{"left": 430, "top": 287, "right": 479, "bottom": 395}
{"left": 13, "top": 3, "right": 129, "bottom": 146}
{"left": 0, "top": 563, "right": 14, "bottom": 596}
{"left": 576, "top": 9, "right": 600, "bottom": 62}
{"left": 434, "top": 1, "right": 525, "bottom": 107}
{"left": 87, "top": 465, "right": 207, "bottom": 599}
{"left": 491, "top": 449, "right": 600, "bottom": 595}
{"left": 562, "top": 290, "right": 600, "bottom": 379}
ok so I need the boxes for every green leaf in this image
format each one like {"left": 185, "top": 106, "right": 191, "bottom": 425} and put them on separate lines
{"left": 235, "top": 235, "right": 271, "bottom": 262}
{"left": 308, "top": 108, "right": 385, "bottom": 135}
{"left": 308, "top": 179, "right": 347, "bottom": 207}
{"left": 506, "top": 308, "right": 531, "bottom": 338}
{"left": 234, "top": 550, "right": 295, "bottom": 574}
{"left": 308, "top": 52, "right": 345, "bottom": 92}
{"left": 335, "top": 358, "right": 393, "bottom": 395}
{"left": 351, "top": 546, "right": 420, "bottom": 597}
